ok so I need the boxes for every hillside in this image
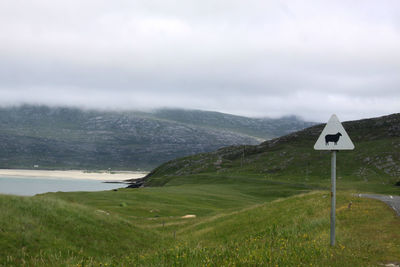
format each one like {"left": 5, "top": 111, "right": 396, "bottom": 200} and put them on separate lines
{"left": 144, "top": 113, "right": 400, "bottom": 193}
{"left": 1, "top": 113, "right": 399, "bottom": 266}
{"left": 153, "top": 109, "right": 315, "bottom": 139}
{"left": 0, "top": 105, "right": 314, "bottom": 170}
{"left": 1, "top": 182, "right": 399, "bottom": 265}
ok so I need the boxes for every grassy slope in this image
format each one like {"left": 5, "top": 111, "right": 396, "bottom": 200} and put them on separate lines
{"left": 1, "top": 113, "right": 399, "bottom": 266}
{"left": 0, "top": 194, "right": 163, "bottom": 266}
{"left": 145, "top": 113, "right": 400, "bottom": 195}
{"left": 1, "top": 187, "right": 399, "bottom": 266}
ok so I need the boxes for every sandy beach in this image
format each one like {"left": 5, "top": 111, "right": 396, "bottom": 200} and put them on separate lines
{"left": 0, "top": 169, "right": 148, "bottom": 181}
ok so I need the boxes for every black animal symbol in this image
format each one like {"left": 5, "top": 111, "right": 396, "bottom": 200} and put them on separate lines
{"left": 325, "top": 132, "right": 342, "bottom": 145}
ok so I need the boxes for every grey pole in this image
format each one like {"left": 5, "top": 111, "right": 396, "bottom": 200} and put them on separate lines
{"left": 330, "top": 150, "right": 336, "bottom": 246}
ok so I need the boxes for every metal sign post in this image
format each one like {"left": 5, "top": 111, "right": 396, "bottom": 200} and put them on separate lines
{"left": 330, "top": 150, "right": 336, "bottom": 246}
{"left": 314, "top": 114, "right": 354, "bottom": 246}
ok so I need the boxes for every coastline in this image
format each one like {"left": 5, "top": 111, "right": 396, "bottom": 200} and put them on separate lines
{"left": 0, "top": 169, "right": 148, "bottom": 181}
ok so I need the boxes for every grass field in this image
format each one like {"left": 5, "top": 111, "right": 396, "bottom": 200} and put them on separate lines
{"left": 1, "top": 173, "right": 399, "bottom": 266}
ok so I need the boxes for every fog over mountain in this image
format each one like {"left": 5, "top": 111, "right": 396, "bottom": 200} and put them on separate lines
{"left": 0, "top": 1, "right": 399, "bottom": 121}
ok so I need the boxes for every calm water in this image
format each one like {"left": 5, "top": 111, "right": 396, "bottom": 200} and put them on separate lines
{"left": 0, "top": 176, "right": 124, "bottom": 196}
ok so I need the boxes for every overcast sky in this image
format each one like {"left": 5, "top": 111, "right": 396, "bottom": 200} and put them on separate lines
{"left": 0, "top": 0, "right": 399, "bottom": 122}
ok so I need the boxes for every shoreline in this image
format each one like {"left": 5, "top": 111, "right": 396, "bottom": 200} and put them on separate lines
{"left": 0, "top": 169, "right": 148, "bottom": 181}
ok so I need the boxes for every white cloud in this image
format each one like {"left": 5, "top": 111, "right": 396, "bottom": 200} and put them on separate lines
{"left": 0, "top": 0, "right": 399, "bottom": 122}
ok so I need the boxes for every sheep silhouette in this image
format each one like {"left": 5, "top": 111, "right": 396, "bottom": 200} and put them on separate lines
{"left": 325, "top": 132, "right": 342, "bottom": 145}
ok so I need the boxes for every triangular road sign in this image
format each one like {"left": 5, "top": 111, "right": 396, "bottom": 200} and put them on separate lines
{"left": 314, "top": 114, "right": 354, "bottom": 150}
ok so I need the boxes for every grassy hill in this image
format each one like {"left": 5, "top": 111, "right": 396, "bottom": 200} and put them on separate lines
{"left": 1, "top": 188, "right": 399, "bottom": 266}
{"left": 145, "top": 113, "right": 400, "bottom": 194}
{"left": 0, "top": 113, "right": 399, "bottom": 266}
{"left": 0, "top": 105, "right": 314, "bottom": 170}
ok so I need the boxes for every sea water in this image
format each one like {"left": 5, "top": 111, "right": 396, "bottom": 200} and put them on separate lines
{"left": 0, "top": 176, "right": 124, "bottom": 196}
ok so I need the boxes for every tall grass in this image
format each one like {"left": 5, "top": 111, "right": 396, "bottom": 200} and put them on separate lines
{"left": 1, "top": 187, "right": 399, "bottom": 266}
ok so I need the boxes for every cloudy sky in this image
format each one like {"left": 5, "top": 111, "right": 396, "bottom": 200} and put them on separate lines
{"left": 0, "top": 0, "right": 399, "bottom": 122}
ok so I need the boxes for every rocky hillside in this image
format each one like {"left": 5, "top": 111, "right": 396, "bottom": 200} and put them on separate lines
{"left": 145, "top": 113, "right": 400, "bottom": 188}
{"left": 0, "top": 105, "right": 314, "bottom": 170}
{"left": 153, "top": 109, "right": 315, "bottom": 140}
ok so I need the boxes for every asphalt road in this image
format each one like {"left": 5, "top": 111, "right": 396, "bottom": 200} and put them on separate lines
{"left": 358, "top": 194, "right": 400, "bottom": 217}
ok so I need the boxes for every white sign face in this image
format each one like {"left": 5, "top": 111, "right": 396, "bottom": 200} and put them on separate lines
{"left": 314, "top": 114, "right": 355, "bottom": 150}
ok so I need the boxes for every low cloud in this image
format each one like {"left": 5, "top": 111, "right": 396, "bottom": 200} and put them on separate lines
{"left": 0, "top": 0, "right": 399, "bottom": 122}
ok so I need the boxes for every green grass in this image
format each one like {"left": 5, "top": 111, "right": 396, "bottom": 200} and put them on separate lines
{"left": 0, "top": 194, "right": 163, "bottom": 266}
{"left": 1, "top": 177, "right": 399, "bottom": 266}
{"left": 136, "top": 191, "right": 399, "bottom": 266}
{"left": 146, "top": 136, "right": 400, "bottom": 196}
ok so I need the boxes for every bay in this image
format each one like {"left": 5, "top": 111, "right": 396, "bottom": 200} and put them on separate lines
{"left": 0, "top": 176, "right": 125, "bottom": 196}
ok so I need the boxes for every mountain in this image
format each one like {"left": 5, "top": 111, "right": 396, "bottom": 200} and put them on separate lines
{"left": 153, "top": 109, "right": 315, "bottom": 140}
{"left": 0, "top": 105, "right": 315, "bottom": 170}
{"left": 144, "top": 113, "right": 400, "bottom": 192}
